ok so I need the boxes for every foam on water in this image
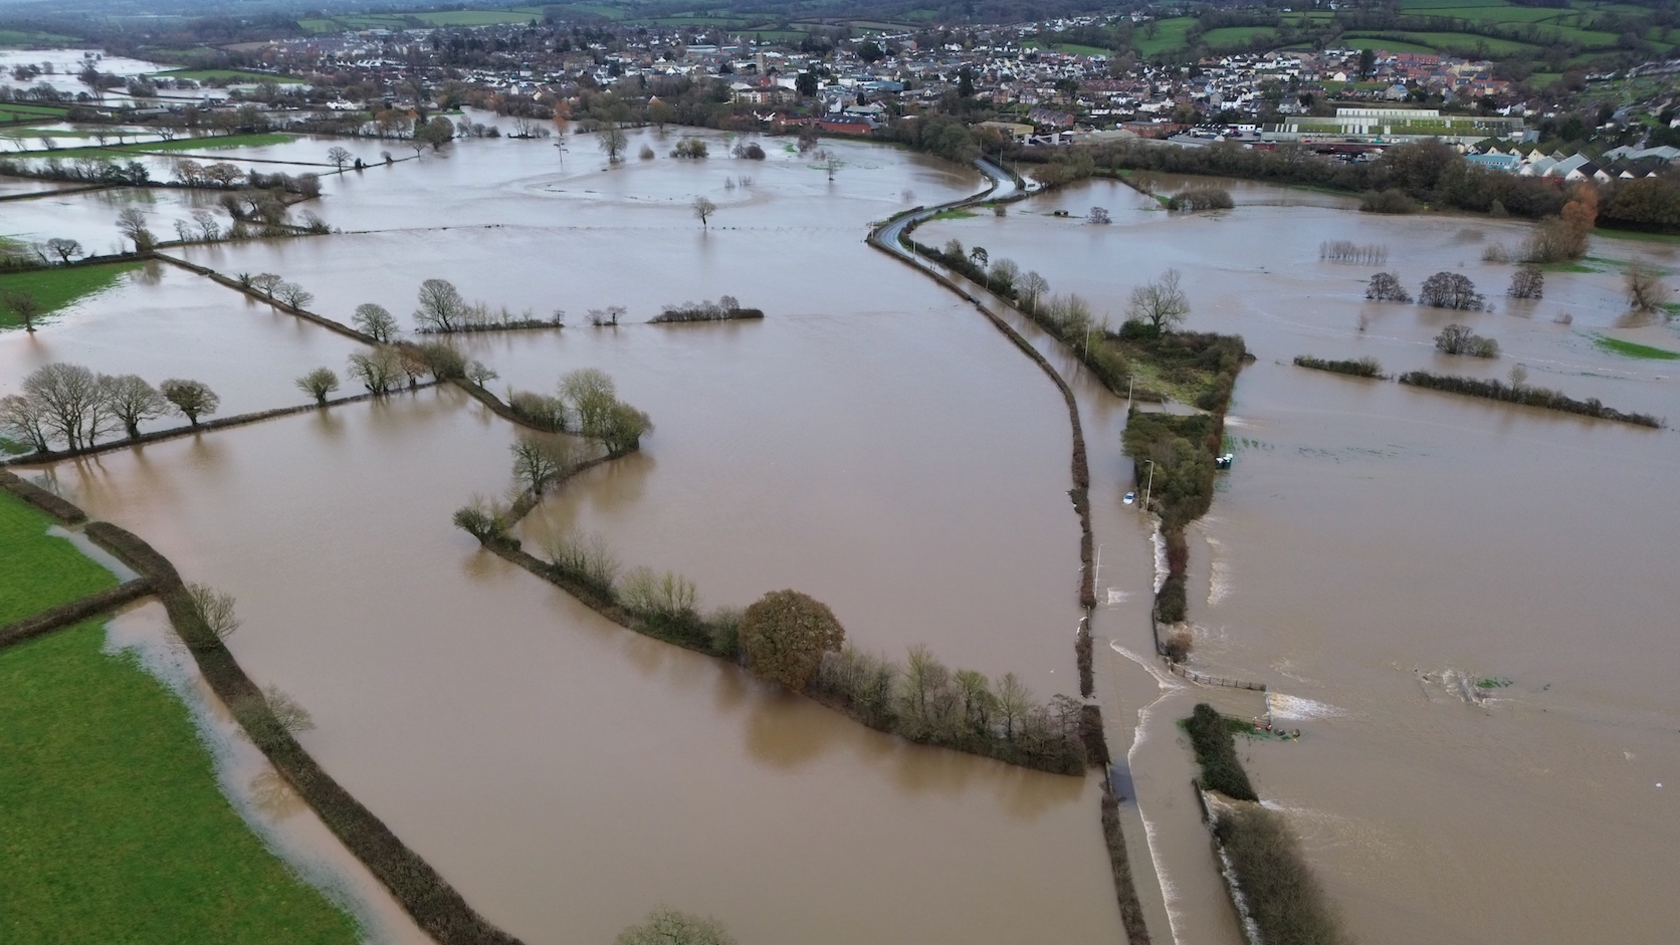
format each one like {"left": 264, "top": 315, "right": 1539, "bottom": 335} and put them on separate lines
{"left": 1268, "top": 692, "right": 1350, "bottom": 721}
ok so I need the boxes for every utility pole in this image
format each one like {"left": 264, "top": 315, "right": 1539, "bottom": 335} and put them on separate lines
{"left": 1142, "top": 459, "right": 1155, "bottom": 513}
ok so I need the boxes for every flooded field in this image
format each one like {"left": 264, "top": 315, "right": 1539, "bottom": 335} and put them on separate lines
{"left": 919, "top": 176, "right": 1680, "bottom": 945}
{"left": 38, "top": 391, "right": 1121, "bottom": 945}
{"left": 13, "top": 126, "right": 1678, "bottom": 945}
{"left": 0, "top": 260, "right": 366, "bottom": 416}
{"left": 14, "top": 133, "right": 1123, "bottom": 944}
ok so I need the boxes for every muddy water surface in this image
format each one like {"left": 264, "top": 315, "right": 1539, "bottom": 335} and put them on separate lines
{"left": 920, "top": 177, "right": 1680, "bottom": 945}
{"left": 40, "top": 389, "right": 1122, "bottom": 945}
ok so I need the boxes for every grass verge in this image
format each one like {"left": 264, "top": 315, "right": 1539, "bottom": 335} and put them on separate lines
{"left": 0, "top": 260, "right": 142, "bottom": 329}
{"left": 0, "top": 621, "right": 360, "bottom": 945}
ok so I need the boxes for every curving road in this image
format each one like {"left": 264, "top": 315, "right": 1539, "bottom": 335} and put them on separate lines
{"left": 871, "top": 158, "right": 1019, "bottom": 259}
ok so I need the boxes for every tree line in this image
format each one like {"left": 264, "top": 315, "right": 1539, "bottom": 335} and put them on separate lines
{"left": 2, "top": 363, "right": 219, "bottom": 454}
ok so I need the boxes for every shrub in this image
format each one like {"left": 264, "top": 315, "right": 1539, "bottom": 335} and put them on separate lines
{"left": 508, "top": 391, "right": 568, "bottom": 432}
{"left": 1320, "top": 240, "right": 1387, "bottom": 265}
{"left": 1481, "top": 243, "right": 1511, "bottom": 264}
{"left": 1418, "top": 272, "right": 1486, "bottom": 310}
{"left": 1508, "top": 265, "right": 1544, "bottom": 299}
{"left": 670, "top": 137, "right": 708, "bottom": 159}
{"left": 1163, "top": 630, "right": 1193, "bottom": 664}
{"left": 1167, "top": 186, "right": 1233, "bottom": 212}
{"left": 1365, "top": 271, "right": 1411, "bottom": 302}
{"left": 1293, "top": 355, "right": 1384, "bottom": 378}
{"left": 1398, "top": 371, "right": 1662, "bottom": 427}
{"left": 1214, "top": 807, "right": 1352, "bottom": 945}
{"left": 1626, "top": 262, "right": 1672, "bottom": 312}
{"left": 1434, "top": 324, "right": 1500, "bottom": 358}
{"left": 1155, "top": 573, "right": 1187, "bottom": 623}
{"left": 707, "top": 606, "right": 744, "bottom": 658}
{"left": 1183, "top": 703, "right": 1257, "bottom": 801}
{"left": 543, "top": 529, "right": 619, "bottom": 596}
{"left": 739, "top": 589, "right": 845, "bottom": 692}
{"left": 1359, "top": 188, "right": 1415, "bottom": 214}
{"left": 452, "top": 495, "right": 510, "bottom": 544}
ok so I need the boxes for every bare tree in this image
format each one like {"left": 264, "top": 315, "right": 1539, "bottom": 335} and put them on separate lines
{"left": 115, "top": 207, "right": 155, "bottom": 252}
{"left": 989, "top": 258, "right": 1020, "bottom": 294}
{"left": 45, "top": 237, "right": 81, "bottom": 263}
{"left": 598, "top": 123, "right": 628, "bottom": 164}
{"left": 1018, "top": 271, "right": 1050, "bottom": 312}
{"left": 1419, "top": 272, "right": 1486, "bottom": 310}
{"left": 327, "top": 146, "right": 352, "bottom": 170}
{"left": 1626, "top": 261, "right": 1672, "bottom": 313}
{"left": 1126, "top": 268, "right": 1190, "bottom": 332}
{"left": 1088, "top": 206, "right": 1111, "bottom": 224}
{"left": 1366, "top": 271, "right": 1411, "bottom": 302}
{"left": 823, "top": 153, "right": 841, "bottom": 180}
{"left": 159, "top": 378, "right": 220, "bottom": 426}
{"left": 352, "top": 303, "right": 400, "bottom": 342}
{"left": 186, "top": 583, "right": 240, "bottom": 639}
{"left": 692, "top": 196, "right": 717, "bottom": 228}
{"left": 347, "top": 347, "right": 404, "bottom": 394}
{"left": 511, "top": 434, "right": 573, "bottom": 494}
{"left": 251, "top": 273, "right": 283, "bottom": 298}
{"left": 263, "top": 685, "right": 315, "bottom": 734}
{"left": 466, "top": 359, "right": 498, "bottom": 386}
{"left": 995, "top": 671, "right": 1031, "bottom": 740}
{"left": 415, "top": 278, "right": 467, "bottom": 331}
{"left": 1509, "top": 363, "right": 1529, "bottom": 390}
{"left": 276, "top": 282, "right": 314, "bottom": 309}
{"left": 296, "top": 367, "right": 340, "bottom": 406}
{"left": 99, "top": 374, "right": 166, "bottom": 438}
{"left": 1507, "top": 265, "right": 1544, "bottom": 300}
{"left": 0, "top": 394, "right": 52, "bottom": 453}
{"left": 25, "top": 362, "right": 113, "bottom": 450}
{"left": 2, "top": 290, "right": 44, "bottom": 333}
{"left": 1434, "top": 324, "right": 1500, "bottom": 358}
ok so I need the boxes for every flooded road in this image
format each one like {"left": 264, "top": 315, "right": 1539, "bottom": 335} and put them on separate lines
{"left": 918, "top": 175, "right": 1680, "bottom": 945}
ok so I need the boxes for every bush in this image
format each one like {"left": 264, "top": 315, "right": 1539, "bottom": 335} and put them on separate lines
{"left": 1508, "top": 265, "right": 1544, "bottom": 299}
{"left": 1398, "top": 371, "right": 1662, "bottom": 427}
{"left": 1155, "top": 573, "right": 1187, "bottom": 623}
{"left": 1359, "top": 188, "right": 1415, "bottom": 214}
{"left": 707, "top": 606, "right": 743, "bottom": 658}
{"left": 1320, "top": 240, "right": 1387, "bottom": 265}
{"left": 670, "top": 137, "right": 708, "bottom": 159}
{"left": 1293, "top": 355, "right": 1384, "bottom": 378}
{"left": 508, "top": 391, "right": 568, "bottom": 432}
{"left": 1214, "top": 807, "right": 1352, "bottom": 945}
{"left": 1166, "top": 187, "right": 1233, "bottom": 212}
{"left": 739, "top": 589, "right": 845, "bottom": 692}
{"left": 1183, "top": 703, "right": 1257, "bottom": 801}
{"left": 1418, "top": 272, "right": 1486, "bottom": 310}
{"left": 1365, "top": 271, "right": 1411, "bottom": 302}
{"left": 1163, "top": 630, "right": 1193, "bottom": 663}
{"left": 543, "top": 529, "right": 619, "bottom": 597}
{"left": 1434, "top": 324, "right": 1499, "bottom": 358}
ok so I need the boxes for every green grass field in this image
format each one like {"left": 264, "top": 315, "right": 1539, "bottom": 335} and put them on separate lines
{"left": 153, "top": 68, "right": 301, "bottom": 84}
{"left": 0, "top": 624, "right": 362, "bottom": 945}
{"left": 39, "top": 131, "right": 297, "bottom": 159}
{"left": 0, "top": 493, "right": 115, "bottom": 624}
{"left": 0, "top": 261, "right": 143, "bottom": 330}
{"left": 0, "top": 30, "right": 80, "bottom": 47}
{"left": 1134, "top": 17, "right": 1198, "bottom": 57}
{"left": 1202, "top": 26, "right": 1277, "bottom": 49}
{"left": 0, "top": 490, "right": 361, "bottom": 943}
{"left": 1595, "top": 336, "right": 1680, "bottom": 359}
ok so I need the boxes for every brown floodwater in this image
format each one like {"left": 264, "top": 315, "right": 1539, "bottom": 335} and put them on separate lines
{"left": 918, "top": 177, "right": 1680, "bottom": 945}
{"left": 0, "top": 260, "right": 366, "bottom": 419}
{"left": 16, "top": 135, "right": 1135, "bottom": 944}
{"left": 37, "top": 390, "right": 1121, "bottom": 945}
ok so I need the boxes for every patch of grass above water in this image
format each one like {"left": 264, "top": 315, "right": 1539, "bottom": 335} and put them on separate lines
{"left": 0, "top": 622, "right": 361, "bottom": 945}
{"left": 0, "top": 261, "right": 142, "bottom": 329}
{"left": 925, "top": 208, "right": 978, "bottom": 221}
{"left": 1595, "top": 335, "right": 1680, "bottom": 360}
{"left": 0, "top": 491, "right": 115, "bottom": 624}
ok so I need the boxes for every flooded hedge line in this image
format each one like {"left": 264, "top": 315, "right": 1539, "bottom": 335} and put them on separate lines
{"left": 1214, "top": 807, "right": 1352, "bottom": 945}
{"left": 1399, "top": 371, "right": 1664, "bottom": 428}
{"left": 1183, "top": 703, "right": 1349, "bottom": 945}
{"left": 1292, "top": 355, "right": 1385, "bottom": 379}
{"left": 0, "top": 468, "right": 87, "bottom": 523}
{"left": 0, "top": 579, "right": 152, "bottom": 651}
{"left": 84, "top": 521, "right": 527, "bottom": 945}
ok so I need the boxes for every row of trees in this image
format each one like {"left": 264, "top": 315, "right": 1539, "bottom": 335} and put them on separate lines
{"left": 501, "top": 368, "right": 652, "bottom": 457}
{"left": 1, "top": 363, "right": 218, "bottom": 453}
